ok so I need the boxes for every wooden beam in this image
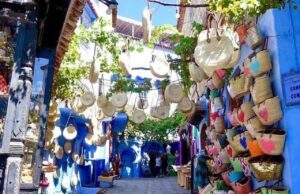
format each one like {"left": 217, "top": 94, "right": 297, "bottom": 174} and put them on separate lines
{"left": 148, "top": 0, "right": 209, "bottom": 8}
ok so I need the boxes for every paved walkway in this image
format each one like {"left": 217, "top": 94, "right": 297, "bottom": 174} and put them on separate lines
{"left": 104, "top": 177, "right": 190, "bottom": 194}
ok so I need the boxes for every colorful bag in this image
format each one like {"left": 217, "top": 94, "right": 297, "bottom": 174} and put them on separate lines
{"left": 253, "top": 96, "right": 283, "bottom": 125}
{"left": 256, "top": 129, "right": 286, "bottom": 155}
{"left": 227, "top": 74, "right": 252, "bottom": 99}
{"left": 244, "top": 50, "right": 272, "bottom": 77}
{"left": 246, "top": 26, "right": 264, "bottom": 50}
{"left": 260, "top": 187, "right": 289, "bottom": 194}
{"left": 236, "top": 152, "right": 251, "bottom": 176}
{"left": 247, "top": 139, "right": 264, "bottom": 157}
{"left": 230, "top": 157, "right": 243, "bottom": 172}
{"left": 230, "top": 176, "right": 252, "bottom": 194}
{"left": 225, "top": 145, "right": 237, "bottom": 159}
{"left": 227, "top": 109, "right": 239, "bottom": 127}
{"left": 217, "top": 134, "right": 229, "bottom": 149}
{"left": 250, "top": 76, "right": 273, "bottom": 104}
{"left": 249, "top": 155, "right": 284, "bottom": 182}
{"left": 225, "top": 127, "right": 239, "bottom": 140}
{"left": 235, "top": 101, "right": 256, "bottom": 125}
{"left": 245, "top": 116, "right": 265, "bottom": 138}
{"left": 229, "top": 131, "right": 252, "bottom": 154}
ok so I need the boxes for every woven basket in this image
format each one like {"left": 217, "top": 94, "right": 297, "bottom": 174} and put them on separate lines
{"left": 249, "top": 155, "right": 284, "bottom": 182}
{"left": 225, "top": 127, "right": 238, "bottom": 140}
{"left": 230, "top": 157, "right": 243, "bottom": 172}
{"left": 214, "top": 116, "right": 225, "bottom": 134}
{"left": 245, "top": 116, "right": 265, "bottom": 138}
{"left": 230, "top": 176, "right": 252, "bottom": 194}
{"left": 235, "top": 101, "right": 255, "bottom": 125}
{"left": 227, "top": 75, "right": 252, "bottom": 99}
{"left": 212, "top": 71, "right": 224, "bottom": 89}
{"left": 246, "top": 26, "right": 264, "bottom": 50}
{"left": 253, "top": 96, "right": 283, "bottom": 125}
{"left": 244, "top": 50, "right": 272, "bottom": 77}
{"left": 177, "top": 97, "right": 193, "bottom": 113}
{"left": 236, "top": 153, "right": 252, "bottom": 177}
{"left": 189, "top": 63, "right": 207, "bottom": 82}
{"left": 225, "top": 145, "right": 237, "bottom": 158}
{"left": 256, "top": 129, "right": 286, "bottom": 155}
{"left": 111, "top": 92, "right": 128, "bottom": 108}
{"left": 247, "top": 139, "right": 264, "bottom": 157}
{"left": 250, "top": 76, "right": 273, "bottom": 104}
{"left": 229, "top": 131, "right": 252, "bottom": 154}
{"left": 165, "top": 84, "right": 184, "bottom": 103}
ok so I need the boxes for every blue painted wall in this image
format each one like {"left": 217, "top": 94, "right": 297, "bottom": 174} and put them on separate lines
{"left": 235, "top": 2, "right": 300, "bottom": 192}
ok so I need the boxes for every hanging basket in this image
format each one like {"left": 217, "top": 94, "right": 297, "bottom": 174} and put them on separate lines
{"left": 81, "top": 92, "right": 96, "bottom": 107}
{"left": 71, "top": 97, "right": 87, "bottom": 113}
{"left": 150, "top": 55, "right": 170, "bottom": 78}
{"left": 225, "top": 127, "right": 239, "bottom": 140}
{"left": 130, "top": 109, "right": 146, "bottom": 124}
{"left": 194, "top": 26, "right": 234, "bottom": 74}
{"left": 225, "top": 145, "right": 238, "bottom": 158}
{"left": 227, "top": 75, "right": 252, "bottom": 99}
{"left": 256, "top": 129, "right": 286, "bottom": 155}
{"left": 177, "top": 97, "right": 193, "bottom": 113}
{"left": 89, "top": 55, "right": 100, "bottom": 84}
{"left": 228, "top": 131, "right": 252, "bottom": 154}
{"left": 249, "top": 155, "right": 284, "bottom": 182}
{"left": 230, "top": 176, "right": 252, "bottom": 194}
{"left": 102, "top": 101, "right": 116, "bottom": 117}
{"left": 250, "top": 75, "right": 273, "bottom": 104}
{"left": 235, "top": 101, "right": 255, "bottom": 125}
{"left": 253, "top": 96, "right": 283, "bottom": 125}
{"left": 111, "top": 92, "right": 128, "bottom": 108}
{"left": 247, "top": 139, "right": 264, "bottom": 157}
{"left": 189, "top": 63, "right": 207, "bottom": 82}
{"left": 97, "top": 95, "right": 107, "bottom": 108}
{"left": 165, "top": 84, "right": 184, "bottom": 103}
{"left": 246, "top": 26, "right": 264, "bottom": 50}
{"left": 156, "top": 102, "right": 171, "bottom": 120}
{"left": 119, "top": 52, "right": 132, "bottom": 75}
{"left": 244, "top": 50, "right": 272, "bottom": 77}
{"left": 245, "top": 116, "right": 265, "bottom": 138}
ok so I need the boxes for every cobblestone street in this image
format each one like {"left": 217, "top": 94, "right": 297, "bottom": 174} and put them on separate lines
{"left": 104, "top": 177, "right": 190, "bottom": 194}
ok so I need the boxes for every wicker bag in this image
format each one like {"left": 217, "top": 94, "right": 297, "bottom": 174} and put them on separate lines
{"left": 229, "top": 131, "right": 252, "bottom": 154}
{"left": 225, "top": 127, "right": 238, "bottom": 140}
{"left": 244, "top": 50, "right": 272, "bottom": 77}
{"left": 225, "top": 145, "right": 237, "bottom": 158}
{"left": 246, "top": 26, "right": 264, "bottom": 50}
{"left": 247, "top": 139, "right": 264, "bottom": 157}
{"left": 230, "top": 157, "right": 243, "bottom": 172}
{"left": 250, "top": 75, "right": 273, "bottom": 104}
{"left": 236, "top": 152, "right": 251, "bottom": 176}
{"left": 227, "top": 75, "right": 252, "bottom": 99}
{"left": 189, "top": 63, "right": 207, "bottom": 82}
{"left": 256, "top": 129, "right": 286, "bottom": 155}
{"left": 245, "top": 116, "right": 265, "bottom": 138}
{"left": 253, "top": 97, "right": 283, "bottom": 125}
{"left": 230, "top": 176, "right": 252, "bottom": 194}
{"left": 249, "top": 155, "right": 284, "bottom": 182}
{"left": 165, "top": 84, "right": 184, "bottom": 103}
{"left": 214, "top": 116, "right": 225, "bottom": 134}
{"left": 235, "top": 101, "right": 256, "bottom": 125}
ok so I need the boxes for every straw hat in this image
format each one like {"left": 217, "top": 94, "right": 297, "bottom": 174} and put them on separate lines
{"left": 63, "top": 125, "right": 77, "bottom": 140}
{"left": 64, "top": 141, "right": 72, "bottom": 154}
{"left": 102, "top": 101, "right": 116, "bottom": 117}
{"left": 55, "top": 146, "right": 64, "bottom": 159}
{"left": 137, "top": 98, "right": 149, "bottom": 109}
{"left": 119, "top": 52, "right": 131, "bottom": 75}
{"left": 150, "top": 55, "right": 170, "bottom": 78}
{"left": 97, "top": 95, "right": 107, "bottom": 108}
{"left": 111, "top": 92, "right": 128, "bottom": 108}
{"left": 52, "top": 126, "right": 62, "bottom": 139}
{"left": 131, "top": 109, "right": 146, "bottom": 124}
{"left": 165, "top": 84, "right": 184, "bottom": 103}
{"left": 177, "top": 97, "right": 193, "bottom": 113}
{"left": 150, "top": 107, "right": 159, "bottom": 119}
{"left": 142, "top": 7, "right": 152, "bottom": 44}
{"left": 81, "top": 92, "right": 96, "bottom": 107}
{"left": 189, "top": 63, "right": 207, "bottom": 82}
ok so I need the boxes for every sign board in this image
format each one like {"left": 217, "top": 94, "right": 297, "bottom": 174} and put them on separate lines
{"left": 283, "top": 73, "right": 300, "bottom": 106}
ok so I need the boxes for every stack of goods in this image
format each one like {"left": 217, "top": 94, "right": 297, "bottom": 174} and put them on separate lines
{"left": 194, "top": 19, "right": 288, "bottom": 193}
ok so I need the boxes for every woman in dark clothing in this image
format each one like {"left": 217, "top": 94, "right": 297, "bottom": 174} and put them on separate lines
{"left": 161, "top": 152, "right": 168, "bottom": 176}
{"left": 149, "top": 153, "right": 156, "bottom": 177}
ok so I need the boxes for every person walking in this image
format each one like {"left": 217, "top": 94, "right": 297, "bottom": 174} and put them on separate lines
{"left": 155, "top": 154, "right": 161, "bottom": 177}
{"left": 161, "top": 152, "right": 168, "bottom": 176}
